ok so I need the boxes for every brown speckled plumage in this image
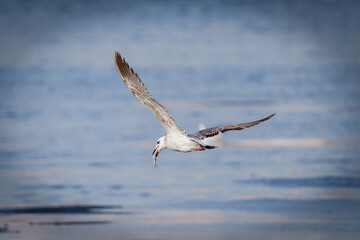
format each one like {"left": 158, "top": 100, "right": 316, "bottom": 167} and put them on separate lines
{"left": 190, "top": 113, "right": 275, "bottom": 140}
{"left": 114, "top": 51, "right": 184, "bottom": 134}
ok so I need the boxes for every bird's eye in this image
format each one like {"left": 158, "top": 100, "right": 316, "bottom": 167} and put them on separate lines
{"left": 157, "top": 141, "right": 160, "bottom": 144}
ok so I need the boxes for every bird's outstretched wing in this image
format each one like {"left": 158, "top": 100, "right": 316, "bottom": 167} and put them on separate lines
{"left": 114, "top": 51, "right": 184, "bottom": 134}
{"left": 190, "top": 113, "right": 276, "bottom": 140}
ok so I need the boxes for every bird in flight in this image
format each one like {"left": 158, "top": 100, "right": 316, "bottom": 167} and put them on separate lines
{"left": 114, "top": 51, "right": 275, "bottom": 168}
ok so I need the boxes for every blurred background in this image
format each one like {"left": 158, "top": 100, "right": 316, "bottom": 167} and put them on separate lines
{"left": 0, "top": 0, "right": 359, "bottom": 239}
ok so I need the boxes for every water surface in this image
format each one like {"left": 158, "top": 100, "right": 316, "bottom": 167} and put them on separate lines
{"left": 0, "top": 0, "right": 360, "bottom": 239}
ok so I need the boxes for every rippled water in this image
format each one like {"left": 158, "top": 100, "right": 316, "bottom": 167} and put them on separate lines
{"left": 1, "top": 0, "right": 360, "bottom": 239}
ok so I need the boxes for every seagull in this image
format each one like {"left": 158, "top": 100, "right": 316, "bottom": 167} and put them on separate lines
{"left": 114, "top": 51, "right": 275, "bottom": 168}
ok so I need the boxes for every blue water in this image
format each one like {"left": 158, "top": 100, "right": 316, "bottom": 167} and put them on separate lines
{"left": 1, "top": 0, "right": 360, "bottom": 239}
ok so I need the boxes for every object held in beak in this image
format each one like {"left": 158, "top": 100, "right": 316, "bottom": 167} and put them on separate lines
{"left": 152, "top": 148, "right": 159, "bottom": 168}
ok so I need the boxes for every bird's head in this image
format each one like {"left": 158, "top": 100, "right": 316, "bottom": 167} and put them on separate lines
{"left": 152, "top": 136, "right": 166, "bottom": 168}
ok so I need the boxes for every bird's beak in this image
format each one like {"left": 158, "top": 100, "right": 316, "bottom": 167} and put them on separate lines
{"left": 152, "top": 147, "right": 159, "bottom": 168}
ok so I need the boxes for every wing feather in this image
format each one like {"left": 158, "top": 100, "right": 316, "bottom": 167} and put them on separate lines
{"left": 190, "top": 113, "right": 275, "bottom": 140}
{"left": 114, "top": 51, "right": 184, "bottom": 134}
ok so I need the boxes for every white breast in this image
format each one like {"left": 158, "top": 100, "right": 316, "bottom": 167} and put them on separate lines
{"left": 165, "top": 134, "right": 200, "bottom": 152}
